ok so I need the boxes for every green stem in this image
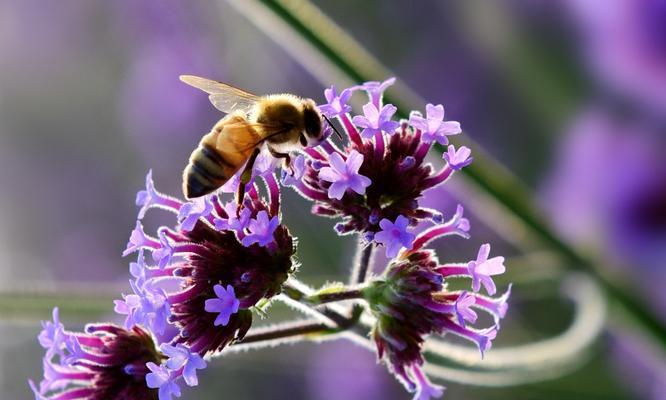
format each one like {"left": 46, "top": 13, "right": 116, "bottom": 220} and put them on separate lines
{"left": 306, "top": 287, "right": 364, "bottom": 305}
{"left": 249, "top": 0, "right": 666, "bottom": 347}
{"left": 350, "top": 240, "right": 374, "bottom": 285}
{"left": 236, "top": 320, "right": 335, "bottom": 344}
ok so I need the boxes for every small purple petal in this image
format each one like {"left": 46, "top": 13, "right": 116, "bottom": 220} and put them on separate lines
{"left": 443, "top": 145, "right": 473, "bottom": 170}
{"left": 241, "top": 211, "right": 280, "bottom": 247}
{"left": 374, "top": 215, "right": 416, "bottom": 258}
{"left": 204, "top": 284, "right": 240, "bottom": 327}
{"left": 318, "top": 150, "right": 372, "bottom": 200}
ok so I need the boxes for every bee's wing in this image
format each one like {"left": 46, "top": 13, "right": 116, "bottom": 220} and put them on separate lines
{"left": 180, "top": 75, "right": 260, "bottom": 114}
{"left": 221, "top": 120, "right": 297, "bottom": 152}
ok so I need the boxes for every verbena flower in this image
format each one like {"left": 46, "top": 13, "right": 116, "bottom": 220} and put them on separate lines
{"left": 119, "top": 170, "right": 295, "bottom": 356}
{"left": 363, "top": 217, "right": 509, "bottom": 399}
{"left": 286, "top": 79, "right": 470, "bottom": 258}
{"left": 31, "top": 314, "right": 167, "bottom": 400}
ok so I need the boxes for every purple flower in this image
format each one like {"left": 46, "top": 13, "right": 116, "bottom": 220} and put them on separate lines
{"left": 443, "top": 145, "right": 473, "bottom": 170}
{"left": 374, "top": 215, "right": 416, "bottom": 258}
{"left": 467, "top": 244, "right": 506, "bottom": 295}
{"left": 280, "top": 154, "right": 306, "bottom": 187}
{"left": 136, "top": 170, "right": 181, "bottom": 219}
{"left": 160, "top": 343, "right": 207, "bottom": 387}
{"left": 352, "top": 103, "right": 401, "bottom": 139}
{"left": 205, "top": 284, "right": 240, "bottom": 327}
{"left": 319, "top": 85, "right": 353, "bottom": 117}
{"left": 152, "top": 230, "right": 174, "bottom": 269}
{"left": 318, "top": 150, "right": 372, "bottom": 200}
{"left": 214, "top": 201, "right": 252, "bottom": 232}
{"left": 409, "top": 104, "right": 461, "bottom": 145}
{"left": 123, "top": 173, "right": 295, "bottom": 356}
{"left": 220, "top": 152, "right": 277, "bottom": 194}
{"left": 291, "top": 79, "right": 470, "bottom": 238}
{"left": 31, "top": 320, "right": 164, "bottom": 400}
{"left": 38, "top": 307, "right": 67, "bottom": 358}
{"left": 129, "top": 249, "right": 148, "bottom": 286}
{"left": 241, "top": 211, "right": 280, "bottom": 247}
{"left": 146, "top": 362, "right": 182, "bottom": 400}
{"left": 177, "top": 196, "right": 213, "bottom": 231}
{"left": 115, "top": 280, "right": 171, "bottom": 335}
{"left": 411, "top": 365, "right": 444, "bottom": 400}
{"left": 363, "top": 244, "right": 509, "bottom": 392}
{"left": 123, "top": 221, "right": 151, "bottom": 257}
{"left": 453, "top": 291, "right": 478, "bottom": 327}
{"left": 114, "top": 292, "right": 142, "bottom": 328}
{"left": 354, "top": 77, "right": 396, "bottom": 107}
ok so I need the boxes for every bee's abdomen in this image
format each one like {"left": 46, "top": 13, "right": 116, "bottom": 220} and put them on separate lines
{"left": 183, "top": 143, "right": 236, "bottom": 199}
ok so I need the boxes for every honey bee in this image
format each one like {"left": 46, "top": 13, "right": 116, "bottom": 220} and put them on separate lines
{"left": 179, "top": 75, "right": 336, "bottom": 201}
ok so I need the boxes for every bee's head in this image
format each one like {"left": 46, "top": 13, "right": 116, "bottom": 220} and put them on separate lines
{"left": 301, "top": 99, "right": 324, "bottom": 147}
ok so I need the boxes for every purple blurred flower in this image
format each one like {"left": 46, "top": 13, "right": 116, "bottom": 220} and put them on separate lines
{"left": 374, "top": 215, "right": 416, "bottom": 258}
{"left": 318, "top": 151, "right": 372, "bottom": 200}
{"left": 542, "top": 108, "right": 666, "bottom": 318}
{"left": 205, "top": 284, "right": 241, "bottom": 327}
{"left": 566, "top": 0, "right": 666, "bottom": 111}
{"left": 409, "top": 104, "right": 461, "bottom": 145}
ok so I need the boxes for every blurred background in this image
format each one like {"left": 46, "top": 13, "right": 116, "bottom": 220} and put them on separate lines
{"left": 1, "top": 0, "right": 665, "bottom": 399}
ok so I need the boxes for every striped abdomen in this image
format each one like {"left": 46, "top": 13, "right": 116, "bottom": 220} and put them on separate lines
{"left": 182, "top": 115, "right": 261, "bottom": 199}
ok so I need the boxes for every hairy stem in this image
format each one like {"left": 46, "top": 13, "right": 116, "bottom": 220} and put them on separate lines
{"left": 350, "top": 239, "right": 374, "bottom": 285}
{"left": 307, "top": 287, "right": 365, "bottom": 305}
{"left": 236, "top": 320, "right": 335, "bottom": 344}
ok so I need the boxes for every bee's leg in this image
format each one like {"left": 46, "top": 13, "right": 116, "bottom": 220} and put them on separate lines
{"left": 268, "top": 147, "right": 293, "bottom": 175}
{"left": 236, "top": 147, "right": 261, "bottom": 213}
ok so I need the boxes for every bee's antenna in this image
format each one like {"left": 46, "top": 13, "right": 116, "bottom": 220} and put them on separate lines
{"left": 323, "top": 115, "right": 343, "bottom": 140}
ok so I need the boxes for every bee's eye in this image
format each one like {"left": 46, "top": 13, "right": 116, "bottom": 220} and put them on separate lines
{"left": 303, "top": 107, "right": 322, "bottom": 139}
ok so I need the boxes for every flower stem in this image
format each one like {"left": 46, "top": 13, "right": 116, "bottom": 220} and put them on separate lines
{"left": 236, "top": 320, "right": 335, "bottom": 344}
{"left": 306, "top": 287, "right": 364, "bottom": 305}
{"left": 350, "top": 239, "right": 374, "bottom": 285}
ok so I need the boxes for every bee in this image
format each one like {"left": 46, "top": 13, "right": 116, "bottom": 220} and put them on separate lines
{"left": 179, "top": 75, "right": 337, "bottom": 201}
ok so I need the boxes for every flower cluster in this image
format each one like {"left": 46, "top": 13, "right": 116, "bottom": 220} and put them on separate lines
{"left": 30, "top": 78, "right": 509, "bottom": 400}
{"left": 363, "top": 240, "right": 509, "bottom": 397}
{"left": 31, "top": 307, "right": 200, "bottom": 400}
{"left": 283, "top": 79, "right": 508, "bottom": 399}
{"left": 283, "top": 78, "right": 471, "bottom": 261}
{"left": 119, "top": 169, "right": 295, "bottom": 356}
